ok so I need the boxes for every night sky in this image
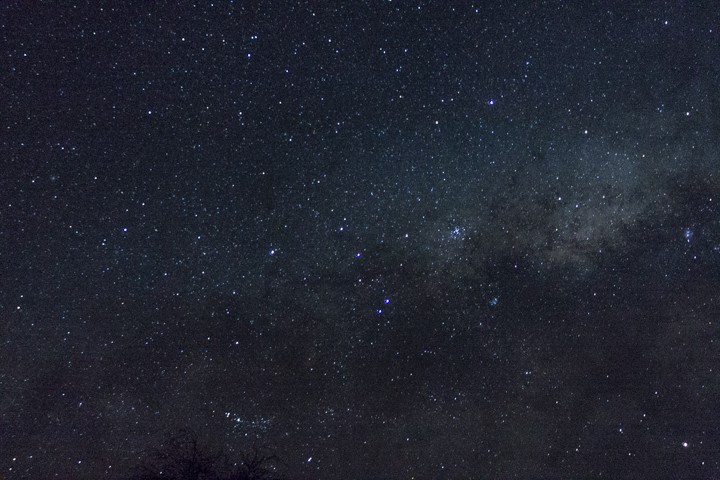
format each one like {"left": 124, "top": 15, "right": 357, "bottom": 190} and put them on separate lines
{"left": 3, "top": 1, "right": 720, "bottom": 479}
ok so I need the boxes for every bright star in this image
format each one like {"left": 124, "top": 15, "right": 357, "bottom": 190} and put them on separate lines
{"left": 683, "top": 227, "right": 693, "bottom": 242}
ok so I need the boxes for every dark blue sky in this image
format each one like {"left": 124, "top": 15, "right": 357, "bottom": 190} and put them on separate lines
{"left": 2, "top": 1, "right": 720, "bottom": 478}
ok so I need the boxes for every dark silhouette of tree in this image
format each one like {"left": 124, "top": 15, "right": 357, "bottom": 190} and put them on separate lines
{"left": 130, "top": 430, "right": 288, "bottom": 480}
{"left": 232, "top": 445, "right": 285, "bottom": 480}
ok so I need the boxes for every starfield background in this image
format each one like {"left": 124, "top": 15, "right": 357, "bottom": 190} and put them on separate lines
{"left": 3, "top": 1, "right": 720, "bottom": 479}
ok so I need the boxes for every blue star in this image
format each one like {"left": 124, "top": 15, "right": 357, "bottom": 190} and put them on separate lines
{"left": 683, "top": 227, "right": 693, "bottom": 242}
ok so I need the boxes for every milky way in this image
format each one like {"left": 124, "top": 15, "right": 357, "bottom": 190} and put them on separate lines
{"left": 2, "top": 2, "right": 720, "bottom": 479}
